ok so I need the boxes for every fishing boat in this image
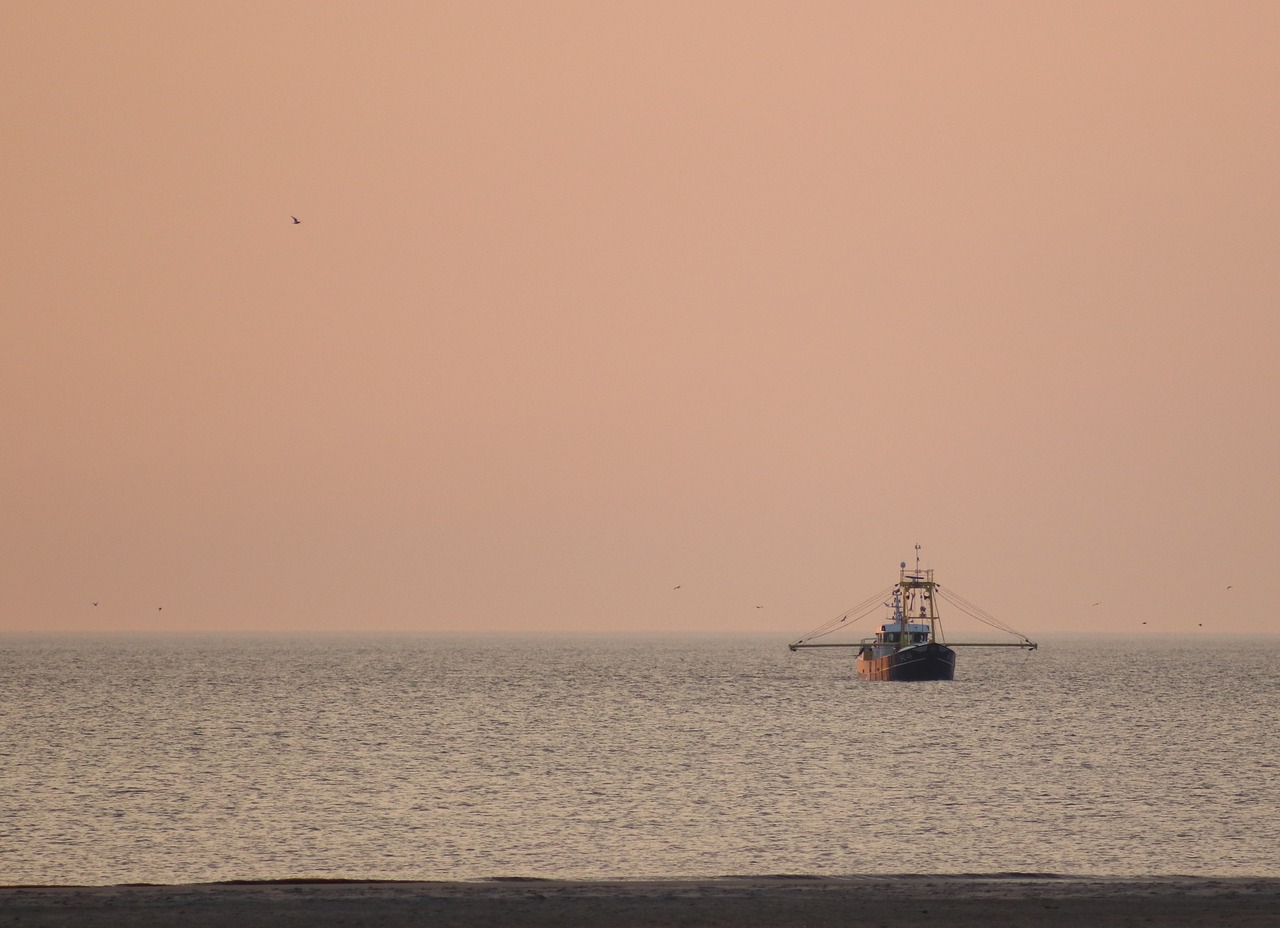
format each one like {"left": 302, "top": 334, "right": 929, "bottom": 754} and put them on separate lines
{"left": 789, "top": 546, "right": 1036, "bottom": 681}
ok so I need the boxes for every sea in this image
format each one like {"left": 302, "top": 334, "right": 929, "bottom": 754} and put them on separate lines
{"left": 2, "top": 634, "right": 1277, "bottom": 885}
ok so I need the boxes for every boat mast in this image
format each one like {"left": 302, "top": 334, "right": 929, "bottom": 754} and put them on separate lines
{"left": 900, "top": 543, "right": 941, "bottom": 645}
{"left": 892, "top": 565, "right": 905, "bottom": 653}
{"left": 919, "top": 543, "right": 937, "bottom": 644}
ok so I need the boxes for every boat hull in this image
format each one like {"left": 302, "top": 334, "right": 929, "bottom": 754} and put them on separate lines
{"left": 857, "top": 642, "right": 956, "bottom": 681}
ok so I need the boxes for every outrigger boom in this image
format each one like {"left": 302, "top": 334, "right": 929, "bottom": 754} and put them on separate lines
{"left": 788, "top": 547, "right": 1036, "bottom": 679}
{"left": 790, "top": 641, "right": 1036, "bottom": 649}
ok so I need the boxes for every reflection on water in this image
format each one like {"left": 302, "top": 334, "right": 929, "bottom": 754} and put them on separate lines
{"left": 2, "top": 635, "right": 1277, "bottom": 884}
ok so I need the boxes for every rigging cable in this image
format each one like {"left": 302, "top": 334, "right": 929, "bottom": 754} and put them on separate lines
{"left": 790, "top": 585, "right": 897, "bottom": 645}
{"left": 935, "top": 585, "right": 1034, "bottom": 643}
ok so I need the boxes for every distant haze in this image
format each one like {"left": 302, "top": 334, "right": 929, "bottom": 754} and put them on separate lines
{"left": 4, "top": 3, "right": 1278, "bottom": 637}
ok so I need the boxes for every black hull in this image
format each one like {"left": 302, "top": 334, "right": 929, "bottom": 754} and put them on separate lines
{"left": 857, "top": 642, "right": 956, "bottom": 681}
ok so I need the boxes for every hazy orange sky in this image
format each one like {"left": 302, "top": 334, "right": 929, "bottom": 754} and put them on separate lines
{"left": 4, "top": 2, "right": 1278, "bottom": 637}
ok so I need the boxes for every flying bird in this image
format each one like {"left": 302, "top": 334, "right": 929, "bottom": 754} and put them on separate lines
{"left": 291, "top": 215, "right": 301, "bottom": 224}
{"left": 1091, "top": 602, "right": 1101, "bottom": 607}
{"left": 91, "top": 601, "right": 98, "bottom": 606}
{"left": 1227, "top": 585, "right": 1233, "bottom": 590}
{"left": 673, "top": 585, "right": 681, "bottom": 590}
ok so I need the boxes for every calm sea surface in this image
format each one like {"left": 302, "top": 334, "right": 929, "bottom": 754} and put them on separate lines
{"left": 2, "top": 635, "right": 1277, "bottom": 885}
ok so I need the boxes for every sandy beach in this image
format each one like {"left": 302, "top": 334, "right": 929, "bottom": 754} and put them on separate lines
{"left": 2, "top": 874, "right": 1277, "bottom": 927}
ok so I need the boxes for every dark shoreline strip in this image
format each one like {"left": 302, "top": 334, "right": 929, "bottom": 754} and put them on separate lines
{"left": 0, "top": 872, "right": 1271, "bottom": 890}
{"left": 2, "top": 876, "right": 1277, "bottom": 928}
